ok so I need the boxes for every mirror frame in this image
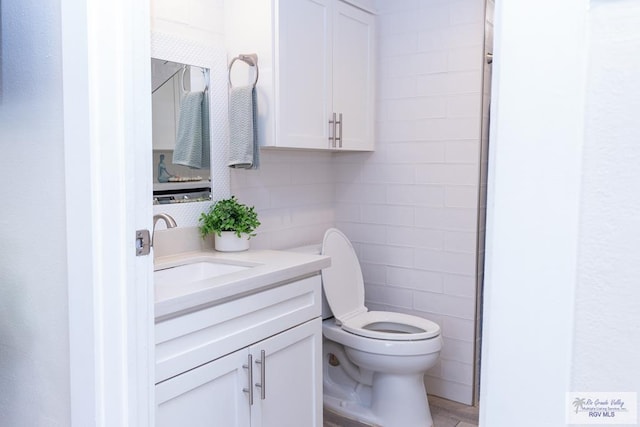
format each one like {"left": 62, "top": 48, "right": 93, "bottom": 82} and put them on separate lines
{"left": 151, "top": 31, "right": 230, "bottom": 225}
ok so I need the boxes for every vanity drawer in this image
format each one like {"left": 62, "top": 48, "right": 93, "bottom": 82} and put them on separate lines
{"left": 155, "top": 274, "right": 321, "bottom": 383}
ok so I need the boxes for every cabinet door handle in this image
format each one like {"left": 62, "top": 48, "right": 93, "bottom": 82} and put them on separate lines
{"left": 329, "top": 112, "right": 336, "bottom": 148}
{"left": 242, "top": 353, "right": 254, "bottom": 405}
{"left": 336, "top": 113, "right": 343, "bottom": 148}
{"left": 254, "top": 350, "right": 266, "bottom": 400}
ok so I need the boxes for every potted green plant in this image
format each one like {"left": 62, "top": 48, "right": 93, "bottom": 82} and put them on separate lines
{"left": 198, "top": 196, "right": 261, "bottom": 252}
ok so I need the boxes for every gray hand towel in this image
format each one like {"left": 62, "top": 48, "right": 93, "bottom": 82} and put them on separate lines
{"left": 173, "top": 90, "right": 210, "bottom": 169}
{"left": 228, "top": 85, "right": 259, "bottom": 169}
{"left": 201, "top": 89, "right": 210, "bottom": 169}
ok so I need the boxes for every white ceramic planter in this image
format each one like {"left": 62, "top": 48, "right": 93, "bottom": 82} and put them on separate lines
{"left": 214, "top": 231, "right": 250, "bottom": 252}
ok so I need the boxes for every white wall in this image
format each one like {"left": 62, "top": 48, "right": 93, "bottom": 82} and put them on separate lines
{"left": 334, "top": 0, "right": 486, "bottom": 404}
{"left": 153, "top": 0, "right": 489, "bottom": 405}
{"left": 0, "top": 0, "right": 71, "bottom": 424}
{"left": 571, "top": 0, "right": 640, "bottom": 393}
{"left": 221, "top": 0, "right": 337, "bottom": 250}
{"left": 229, "top": 0, "right": 490, "bottom": 404}
{"left": 152, "top": 0, "right": 225, "bottom": 46}
{"left": 230, "top": 150, "right": 336, "bottom": 249}
{"left": 151, "top": 0, "right": 336, "bottom": 245}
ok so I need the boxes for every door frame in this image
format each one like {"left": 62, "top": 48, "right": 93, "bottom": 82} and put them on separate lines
{"left": 62, "top": 0, "right": 154, "bottom": 424}
{"left": 479, "top": 0, "right": 588, "bottom": 424}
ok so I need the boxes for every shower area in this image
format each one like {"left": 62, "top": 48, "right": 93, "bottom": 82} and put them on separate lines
{"left": 333, "top": 0, "right": 494, "bottom": 406}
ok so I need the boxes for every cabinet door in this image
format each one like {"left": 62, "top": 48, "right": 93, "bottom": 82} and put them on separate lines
{"left": 332, "top": 0, "right": 375, "bottom": 151}
{"left": 251, "top": 318, "right": 323, "bottom": 427}
{"left": 156, "top": 348, "right": 251, "bottom": 427}
{"left": 277, "top": 0, "right": 333, "bottom": 149}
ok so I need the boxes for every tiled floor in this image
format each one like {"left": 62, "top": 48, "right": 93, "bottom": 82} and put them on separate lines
{"left": 323, "top": 395, "right": 479, "bottom": 427}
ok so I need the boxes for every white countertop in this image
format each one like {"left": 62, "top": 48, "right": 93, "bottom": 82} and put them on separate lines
{"left": 154, "top": 248, "right": 330, "bottom": 321}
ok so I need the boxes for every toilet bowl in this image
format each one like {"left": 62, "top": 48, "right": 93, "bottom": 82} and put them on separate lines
{"left": 320, "top": 228, "right": 442, "bottom": 427}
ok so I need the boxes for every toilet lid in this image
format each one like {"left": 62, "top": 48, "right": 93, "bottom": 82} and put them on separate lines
{"left": 321, "top": 228, "right": 367, "bottom": 323}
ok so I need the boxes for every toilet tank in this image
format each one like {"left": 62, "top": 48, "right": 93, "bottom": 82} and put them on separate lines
{"left": 287, "top": 244, "right": 333, "bottom": 319}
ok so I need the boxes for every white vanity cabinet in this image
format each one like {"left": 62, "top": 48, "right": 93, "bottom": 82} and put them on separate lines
{"left": 155, "top": 275, "right": 323, "bottom": 426}
{"left": 226, "top": 0, "right": 375, "bottom": 151}
{"left": 156, "top": 347, "right": 250, "bottom": 426}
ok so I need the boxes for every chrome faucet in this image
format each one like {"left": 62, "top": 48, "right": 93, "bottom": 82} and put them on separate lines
{"left": 152, "top": 213, "right": 177, "bottom": 246}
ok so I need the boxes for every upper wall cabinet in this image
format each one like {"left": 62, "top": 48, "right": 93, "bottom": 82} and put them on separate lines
{"left": 226, "top": 0, "right": 376, "bottom": 151}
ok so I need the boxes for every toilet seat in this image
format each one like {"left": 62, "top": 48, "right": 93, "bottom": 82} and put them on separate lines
{"left": 342, "top": 311, "right": 440, "bottom": 341}
{"left": 322, "top": 228, "right": 440, "bottom": 342}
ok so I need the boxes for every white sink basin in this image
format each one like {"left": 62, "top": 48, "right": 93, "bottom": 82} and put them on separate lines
{"left": 154, "top": 261, "right": 249, "bottom": 286}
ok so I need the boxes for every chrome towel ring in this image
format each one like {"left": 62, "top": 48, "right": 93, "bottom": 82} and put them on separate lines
{"left": 181, "top": 65, "right": 189, "bottom": 92}
{"left": 179, "top": 64, "right": 208, "bottom": 93}
{"left": 228, "top": 53, "right": 259, "bottom": 88}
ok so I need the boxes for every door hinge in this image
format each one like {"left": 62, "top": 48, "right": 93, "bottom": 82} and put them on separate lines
{"left": 136, "top": 229, "right": 151, "bottom": 256}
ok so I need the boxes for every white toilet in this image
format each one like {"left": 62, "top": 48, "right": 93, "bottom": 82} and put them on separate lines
{"left": 320, "top": 228, "right": 442, "bottom": 427}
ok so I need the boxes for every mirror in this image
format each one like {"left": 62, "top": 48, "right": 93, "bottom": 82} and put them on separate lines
{"left": 150, "top": 32, "right": 230, "bottom": 224}
{"left": 151, "top": 58, "right": 211, "bottom": 204}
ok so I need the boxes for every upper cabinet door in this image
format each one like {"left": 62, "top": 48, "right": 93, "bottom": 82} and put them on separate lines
{"left": 332, "top": 1, "right": 375, "bottom": 151}
{"left": 225, "top": 0, "right": 375, "bottom": 151}
{"left": 277, "top": 0, "right": 333, "bottom": 149}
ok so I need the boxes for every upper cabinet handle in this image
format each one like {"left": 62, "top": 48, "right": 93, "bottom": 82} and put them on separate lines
{"left": 329, "top": 113, "right": 337, "bottom": 148}
{"left": 336, "top": 113, "right": 343, "bottom": 148}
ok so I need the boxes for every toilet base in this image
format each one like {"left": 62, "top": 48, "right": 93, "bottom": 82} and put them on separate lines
{"left": 324, "top": 372, "right": 433, "bottom": 427}
{"left": 324, "top": 394, "right": 380, "bottom": 426}
{"left": 371, "top": 373, "right": 433, "bottom": 427}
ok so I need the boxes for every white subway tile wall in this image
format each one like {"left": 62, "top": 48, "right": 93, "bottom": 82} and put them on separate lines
{"left": 230, "top": 0, "right": 488, "bottom": 406}
{"left": 334, "top": 0, "right": 486, "bottom": 404}
{"left": 230, "top": 150, "right": 335, "bottom": 250}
